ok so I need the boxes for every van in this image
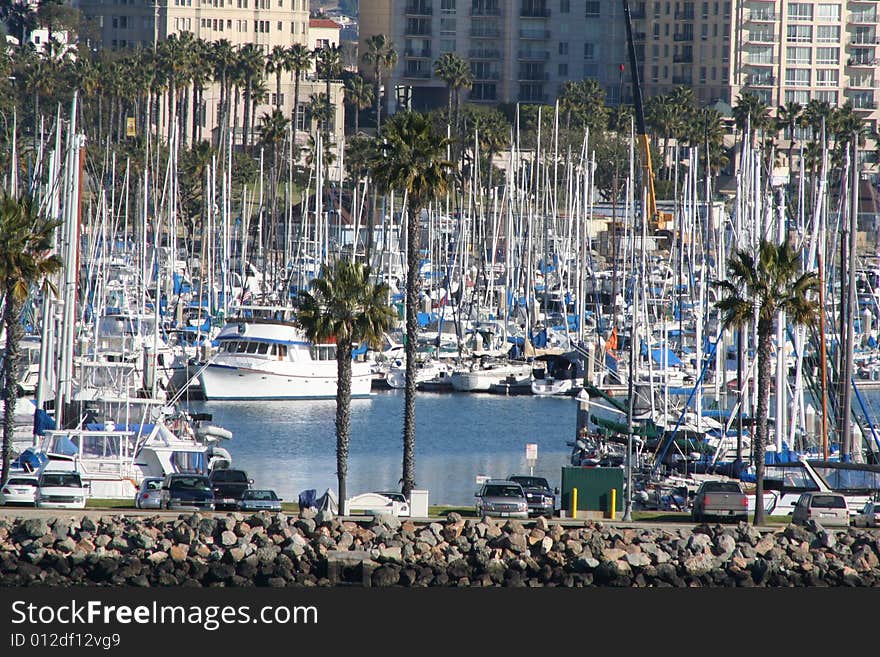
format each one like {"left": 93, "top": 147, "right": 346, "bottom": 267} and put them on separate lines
{"left": 36, "top": 469, "right": 89, "bottom": 509}
{"left": 792, "top": 492, "right": 850, "bottom": 528}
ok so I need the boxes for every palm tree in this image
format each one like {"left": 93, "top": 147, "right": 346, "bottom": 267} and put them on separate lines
{"left": 210, "top": 39, "right": 237, "bottom": 149}
{"left": 775, "top": 100, "right": 802, "bottom": 185}
{"left": 370, "top": 111, "right": 452, "bottom": 497}
{"left": 296, "top": 259, "right": 395, "bottom": 509}
{"left": 0, "top": 192, "right": 62, "bottom": 487}
{"left": 361, "top": 34, "right": 397, "bottom": 131}
{"left": 733, "top": 90, "right": 770, "bottom": 147}
{"left": 238, "top": 43, "right": 265, "bottom": 148}
{"left": 314, "top": 44, "right": 343, "bottom": 140}
{"left": 344, "top": 74, "right": 373, "bottom": 134}
{"left": 433, "top": 52, "right": 473, "bottom": 136}
{"left": 287, "top": 43, "right": 312, "bottom": 135}
{"left": 645, "top": 94, "right": 680, "bottom": 178}
{"left": 801, "top": 98, "right": 833, "bottom": 140}
{"left": 266, "top": 45, "right": 289, "bottom": 111}
{"left": 189, "top": 38, "right": 212, "bottom": 147}
{"left": 714, "top": 239, "right": 818, "bottom": 525}
{"left": 558, "top": 79, "right": 608, "bottom": 134}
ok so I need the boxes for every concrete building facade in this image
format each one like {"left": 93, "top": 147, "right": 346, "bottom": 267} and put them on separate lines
{"left": 76, "top": 0, "right": 346, "bottom": 149}
{"left": 359, "top": 0, "right": 879, "bottom": 137}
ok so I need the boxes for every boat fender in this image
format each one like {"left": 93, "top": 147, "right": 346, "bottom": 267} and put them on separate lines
{"left": 195, "top": 425, "right": 233, "bottom": 440}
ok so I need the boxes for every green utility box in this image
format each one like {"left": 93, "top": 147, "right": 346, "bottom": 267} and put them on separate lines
{"left": 560, "top": 467, "right": 624, "bottom": 515}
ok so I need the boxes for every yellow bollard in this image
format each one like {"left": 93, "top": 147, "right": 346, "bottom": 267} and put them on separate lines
{"left": 571, "top": 487, "right": 578, "bottom": 519}
{"left": 610, "top": 488, "right": 617, "bottom": 520}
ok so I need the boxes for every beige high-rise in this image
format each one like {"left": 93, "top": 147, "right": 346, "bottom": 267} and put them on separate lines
{"left": 359, "top": 0, "right": 879, "bottom": 138}
{"left": 75, "top": 0, "right": 345, "bottom": 148}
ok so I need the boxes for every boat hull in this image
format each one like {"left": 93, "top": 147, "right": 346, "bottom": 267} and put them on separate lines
{"left": 199, "top": 362, "right": 373, "bottom": 400}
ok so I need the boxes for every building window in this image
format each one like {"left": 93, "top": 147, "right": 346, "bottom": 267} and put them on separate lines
{"left": 585, "top": 1, "right": 600, "bottom": 16}
{"left": 584, "top": 42, "right": 594, "bottom": 59}
{"left": 559, "top": 63, "right": 568, "bottom": 76}
{"left": 560, "top": 0, "right": 569, "bottom": 12}
{"left": 785, "top": 67, "right": 811, "bottom": 86}
{"left": 559, "top": 42, "right": 568, "bottom": 55}
{"left": 814, "top": 90, "right": 837, "bottom": 105}
{"left": 815, "top": 69, "right": 838, "bottom": 87}
{"left": 786, "top": 25, "right": 812, "bottom": 43}
{"left": 784, "top": 90, "right": 810, "bottom": 104}
{"left": 815, "top": 3, "right": 840, "bottom": 21}
{"left": 271, "top": 93, "right": 285, "bottom": 105}
{"left": 815, "top": 47, "right": 839, "bottom": 65}
{"left": 277, "top": 21, "right": 282, "bottom": 30}
{"left": 786, "top": 46, "right": 811, "bottom": 64}
{"left": 441, "top": 0, "right": 456, "bottom": 12}
{"left": 787, "top": 2, "right": 813, "bottom": 21}
{"left": 816, "top": 25, "right": 839, "bottom": 43}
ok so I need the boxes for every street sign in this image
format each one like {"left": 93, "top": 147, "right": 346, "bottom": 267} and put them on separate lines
{"left": 526, "top": 443, "right": 538, "bottom": 475}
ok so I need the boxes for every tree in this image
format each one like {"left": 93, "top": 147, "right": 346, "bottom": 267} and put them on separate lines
{"left": 266, "top": 45, "right": 289, "bottom": 111}
{"left": 237, "top": 43, "right": 265, "bottom": 148}
{"left": 714, "top": 240, "right": 818, "bottom": 525}
{"left": 733, "top": 90, "right": 770, "bottom": 146}
{"left": 361, "top": 34, "right": 397, "bottom": 131}
{"left": 433, "top": 52, "right": 473, "bottom": 138}
{"left": 210, "top": 39, "right": 237, "bottom": 150}
{"left": 0, "top": 192, "right": 62, "bottom": 486}
{"left": 370, "top": 111, "right": 452, "bottom": 497}
{"left": 287, "top": 43, "right": 312, "bottom": 135}
{"left": 314, "top": 44, "right": 342, "bottom": 140}
{"left": 775, "top": 100, "right": 802, "bottom": 185}
{"left": 344, "top": 74, "right": 373, "bottom": 135}
{"left": 558, "top": 79, "right": 608, "bottom": 134}
{"left": 296, "top": 259, "right": 395, "bottom": 509}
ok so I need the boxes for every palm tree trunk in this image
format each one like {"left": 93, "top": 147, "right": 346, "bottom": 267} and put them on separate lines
{"left": 1, "top": 294, "right": 22, "bottom": 486}
{"left": 233, "top": 86, "right": 240, "bottom": 147}
{"left": 335, "top": 341, "right": 353, "bottom": 508}
{"left": 374, "top": 68, "right": 381, "bottom": 131}
{"left": 402, "top": 203, "right": 421, "bottom": 497}
{"left": 354, "top": 105, "right": 359, "bottom": 135}
{"left": 753, "top": 320, "right": 773, "bottom": 526}
{"left": 325, "top": 75, "right": 332, "bottom": 138}
{"left": 244, "top": 79, "right": 251, "bottom": 148}
{"left": 293, "top": 71, "right": 301, "bottom": 135}
{"left": 276, "top": 70, "right": 282, "bottom": 111}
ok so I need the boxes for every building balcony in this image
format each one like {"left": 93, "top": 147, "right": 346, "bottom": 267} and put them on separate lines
{"left": 517, "top": 49, "right": 550, "bottom": 60}
{"left": 404, "top": 48, "right": 433, "bottom": 58}
{"left": 849, "top": 79, "right": 880, "bottom": 89}
{"left": 674, "top": 9, "right": 694, "bottom": 19}
{"left": 673, "top": 52, "right": 693, "bottom": 63}
{"left": 518, "top": 71, "right": 550, "bottom": 81}
{"left": 518, "top": 28, "right": 551, "bottom": 39}
{"left": 851, "top": 35, "right": 880, "bottom": 45}
{"left": 471, "top": 7, "right": 503, "bottom": 17}
{"left": 851, "top": 101, "right": 877, "bottom": 110}
{"left": 848, "top": 57, "right": 879, "bottom": 67}
{"left": 848, "top": 13, "right": 878, "bottom": 24}
{"left": 746, "top": 75, "right": 776, "bottom": 86}
{"left": 748, "top": 33, "right": 777, "bottom": 44}
{"left": 671, "top": 75, "right": 693, "bottom": 84}
{"left": 747, "top": 11, "right": 776, "bottom": 21}
{"left": 404, "top": 28, "right": 432, "bottom": 37}
{"left": 674, "top": 32, "right": 694, "bottom": 42}
{"left": 471, "top": 28, "right": 502, "bottom": 38}
{"left": 520, "top": 8, "right": 551, "bottom": 18}
{"left": 404, "top": 2, "right": 433, "bottom": 15}
{"left": 473, "top": 71, "right": 502, "bottom": 80}
{"left": 633, "top": 31, "right": 646, "bottom": 40}
{"left": 469, "top": 48, "right": 501, "bottom": 59}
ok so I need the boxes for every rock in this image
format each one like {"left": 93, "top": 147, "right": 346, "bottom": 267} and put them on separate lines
{"left": 379, "top": 546, "right": 402, "bottom": 562}
{"left": 220, "top": 531, "right": 238, "bottom": 547}
{"left": 683, "top": 553, "right": 715, "bottom": 577}
{"left": 20, "top": 519, "right": 47, "bottom": 540}
{"left": 714, "top": 534, "right": 736, "bottom": 558}
{"left": 624, "top": 552, "right": 651, "bottom": 568}
{"left": 315, "top": 510, "right": 334, "bottom": 526}
{"left": 169, "top": 545, "right": 189, "bottom": 562}
{"left": 148, "top": 552, "right": 169, "bottom": 565}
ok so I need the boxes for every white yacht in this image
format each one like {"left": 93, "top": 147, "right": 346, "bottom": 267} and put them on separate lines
{"left": 198, "top": 306, "right": 372, "bottom": 400}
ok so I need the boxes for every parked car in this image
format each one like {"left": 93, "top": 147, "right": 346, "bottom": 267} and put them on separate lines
{"left": 691, "top": 480, "right": 749, "bottom": 523}
{"left": 852, "top": 500, "right": 880, "bottom": 528}
{"left": 475, "top": 479, "right": 529, "bottom": 519}
{"left": 160, "top": 474, "right": 215, "bottom": 511}
{"left": 134, "top": 477, "right": 164, "bottom": 509}
{"left": 36, "top": 470, "right": 89, "bottom": 509}
{"left": 0, "top": 475, "right": 39, "bottom": 506}
{"left": 209, "top": 468, "right": 253, "bottom": 510}
{"left": 508, "top": 475, "right": 558, "bottom": 517}
{"left": 236, "top": 489, "right": 282, "bottom": 513}
{"left": 791, "top": 492, "right": 850, "bottom": 528}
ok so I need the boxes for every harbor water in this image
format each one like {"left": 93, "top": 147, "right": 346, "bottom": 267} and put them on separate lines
{"left": 184, "top": 391, "right": 576, "bottom": 507}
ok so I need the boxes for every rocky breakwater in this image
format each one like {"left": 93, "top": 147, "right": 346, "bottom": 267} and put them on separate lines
{"left": 1, "top": 512, "right": 880, "bottom": 587}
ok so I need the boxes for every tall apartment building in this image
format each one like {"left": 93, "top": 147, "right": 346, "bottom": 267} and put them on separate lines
{"left": 75, "top": 0, "right": 345, "bottom": 147}
{"left": 359, "top": 0, "right": 630, "bottom": 112}
{"left": 359, "top": 0, "right": 879, "bottom": 137}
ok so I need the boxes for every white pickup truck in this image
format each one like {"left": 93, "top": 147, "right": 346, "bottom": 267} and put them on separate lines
{"left": 691, "top": 480, "right": 749, "bottom": 523}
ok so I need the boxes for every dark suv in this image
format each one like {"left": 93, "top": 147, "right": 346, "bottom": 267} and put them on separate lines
{"left": 209, "top": 469, "right": 253, "bottom": 509}
{"left": 508, "top": 475, "right": 558, "bottom": 517}
{"left": 160, "top": 474, "right": 215, "bottom": 511}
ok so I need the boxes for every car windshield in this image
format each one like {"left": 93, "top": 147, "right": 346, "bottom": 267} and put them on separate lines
{"left": 170, "top": 476, "right": 211, "bottom": 490}
{"left": 510, "top": 477, "right": 550, "bottom": 489}
{"left": 7, "top": 478, "right": 37, "bottom": 486}
{"left": 484, "top": 485, "right": 523, "bottom": 497}
{"left": 212, "top": 471, "right": 248, "bottom": 482}
{"left": 702, "top": 482, "right": 742, "bottom": 493}
{"left": 243, "top": 490, "right": 277, "bottom": 500}
{"left": 40, "top": 473, "right": 82, "bottom": 488}
{"left": 811, "top": 495, "right": 846, "bottom": 509}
